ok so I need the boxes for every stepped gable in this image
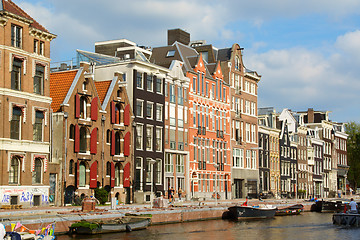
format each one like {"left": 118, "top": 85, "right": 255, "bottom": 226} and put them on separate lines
{"left": 94, "top": 81, "right": 112, "bottom": 104}
{"left": 1, "top": 0, "right": 49, "bottom": 32}
{"left": 50, "top": 70, "right": 78, "bottom": 112}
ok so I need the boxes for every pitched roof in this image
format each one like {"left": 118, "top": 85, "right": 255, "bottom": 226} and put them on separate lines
{"left": 94, "top": 81, "right": 112, "bottom": 104}
{"left": 50, "top": 70, "right": 78, "bottom": 112}
{"left": 1, "top": 0, "right": 49, "bottom": 32}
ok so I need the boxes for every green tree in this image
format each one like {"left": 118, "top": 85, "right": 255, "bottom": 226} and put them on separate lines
{"left": 345, "top": 122, "right": 360, "bottom": 189}
{"left": 94, "top": 188, "right": 109, "bottom": 205}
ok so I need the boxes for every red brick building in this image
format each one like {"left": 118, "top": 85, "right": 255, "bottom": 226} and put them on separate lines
{"left": 0, "top": 0, "right": 56, "bottom": 207}
{"left": 50, "top": 62, "right": 133, "bottom": 205}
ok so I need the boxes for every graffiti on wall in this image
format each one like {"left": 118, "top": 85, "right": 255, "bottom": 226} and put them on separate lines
{"left": 1, "top": 187, "right": 49, "bottom": 205}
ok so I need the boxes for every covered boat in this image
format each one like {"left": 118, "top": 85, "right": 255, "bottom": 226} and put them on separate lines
{"left": 68, "top": 216, "right": 151, "bottom": 235}
{"left": 227, "top": 205, "right": 277, "bottom": 220}
{"left": 275, "top": 204, "right": 304, "bottom": 216}
{"left": 311, "top": 200, "right": 345, "bottom": 213}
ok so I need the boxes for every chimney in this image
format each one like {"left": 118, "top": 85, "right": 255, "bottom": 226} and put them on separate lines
{"left": 308, "top": 108, "right": 314, "bottom": 123}
{"left": 168, "top": 29, "right": 190, "bottom": 46}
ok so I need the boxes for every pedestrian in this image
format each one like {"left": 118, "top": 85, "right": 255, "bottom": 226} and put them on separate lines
{"left": 178, "top": 188, "right": 183, "bottom": 201}
{"left": 169, "top": 187, "right": 175, "bottom": 205}
{"left": 349, "top": 198, "right": 358, "bottom": 213}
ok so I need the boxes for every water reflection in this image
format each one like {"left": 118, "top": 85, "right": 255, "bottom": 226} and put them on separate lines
{"left": 57, "top": 212, "right": 360, "bottom": 240}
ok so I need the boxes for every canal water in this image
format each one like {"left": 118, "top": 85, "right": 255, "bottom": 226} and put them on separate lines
{"left": 57, "top": 212, "right": 360, "bottom": 240}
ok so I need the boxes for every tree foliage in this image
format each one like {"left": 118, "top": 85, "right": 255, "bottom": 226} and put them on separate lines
{"left": 345, "top": 122, "right": 360, "bottom": 188}
{"left": 94, "top": 187, "right": 109, "bottom": 205}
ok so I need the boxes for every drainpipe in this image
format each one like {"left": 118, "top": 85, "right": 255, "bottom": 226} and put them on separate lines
{"left": 101, "top": 115, "right": 105, "bottom": 188}
{"left": 63, "top": 112, "right": 68, "bottom": 206}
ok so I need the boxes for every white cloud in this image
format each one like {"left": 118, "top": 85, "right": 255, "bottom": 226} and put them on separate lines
{"left": 247, "top": 30, "right": 360, "bottom": 122}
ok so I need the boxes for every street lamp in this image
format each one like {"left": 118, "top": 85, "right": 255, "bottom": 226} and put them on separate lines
{"left": 213, "top": 163, "right": 219, "bottom": 206}
{"left": 148, "top": 159, "right": 156, "bottom": 209}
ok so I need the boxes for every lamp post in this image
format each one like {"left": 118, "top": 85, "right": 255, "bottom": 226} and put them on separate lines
{"left": 213, "top": 163, "right": 219, "bottom": 206}
{"left": 148, "top": 159, "right": 156, "bottom": 208}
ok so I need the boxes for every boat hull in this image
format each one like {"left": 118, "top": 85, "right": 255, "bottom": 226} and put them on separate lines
{"left": 228, "top": 206, "right": 276, "bottom": 220}
{"left": 275, "top": 204, "right": 304, "bottom": 216}
{"left": 69, "top": 218, "right": 151, "bottom": 235}
{"left": 333, "top": 213, "right": 360, "bottom": 227}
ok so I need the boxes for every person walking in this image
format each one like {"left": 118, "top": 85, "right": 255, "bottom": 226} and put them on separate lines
{"left": 178, "top": 188, "right": 183, "bottom": 201}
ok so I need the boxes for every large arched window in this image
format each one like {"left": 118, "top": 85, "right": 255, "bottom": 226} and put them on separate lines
{"left": 80, "top": 96, "right": 87, "bottom": 119}
{"left": 115, "top": 131, "right": 121, "bottom": 155}
{"left": 9, "top": 156, "right": 20, "bottom": 184}
{"left": 79, "top": 162, "right": 86, "bottom": 187}
{"left": 32, "top": 158, "right": 42, "bottom": 184}
{"left": 69, "top": 159, "right": 74, "bottom": 175}
{"left": 79, "top": 127, "right": 87, "bottom": 153}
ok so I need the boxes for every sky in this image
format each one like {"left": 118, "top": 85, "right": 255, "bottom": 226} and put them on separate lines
{"left": 17, "top": 0, "right": 360, "bottom": 124}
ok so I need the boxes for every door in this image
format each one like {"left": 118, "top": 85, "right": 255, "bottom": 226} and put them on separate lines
{"left": 234, "top": 179, "right": 243, "bottom": 199}
{"left": 49, "top": 173, "right": 56, "bottom": 204}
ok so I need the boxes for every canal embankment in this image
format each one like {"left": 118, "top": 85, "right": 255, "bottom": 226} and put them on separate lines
{"left": 0, "top": 198, "right": 331, "bottom": 234}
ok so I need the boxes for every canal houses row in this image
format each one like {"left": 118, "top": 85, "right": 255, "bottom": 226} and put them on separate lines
{"left": 0, "top": 0, "right": 350, "bottom": 208}
{"left": 258, "top": 108, "right": 349, "bottom": 199}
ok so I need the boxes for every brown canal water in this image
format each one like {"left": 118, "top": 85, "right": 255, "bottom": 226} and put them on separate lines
{"left": 57, "top": 212, "right": 360, "bottom": 240}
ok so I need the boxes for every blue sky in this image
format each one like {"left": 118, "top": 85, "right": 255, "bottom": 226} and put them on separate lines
{"left": 18, "top": 0, "right": 360, "bottom": 123}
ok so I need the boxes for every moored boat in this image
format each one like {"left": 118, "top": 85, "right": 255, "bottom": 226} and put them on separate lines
{"left": 275, "top": 204, "right": 304, "bottom": 216}
{"left": 333, "top": 212, "right": 360, "bottom": 227}
{"left": 227, "top": 205, "right": 277, "bottom": 220}
{"left": 311, "top": 200, "right": 345, "bottom": 213}
{"left": 68, "top": 216, "right": 151, "bottom": 235}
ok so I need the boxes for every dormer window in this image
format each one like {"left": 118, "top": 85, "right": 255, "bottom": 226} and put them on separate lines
{"left": 166, "top": 50, "right": 175, "bottom": 57}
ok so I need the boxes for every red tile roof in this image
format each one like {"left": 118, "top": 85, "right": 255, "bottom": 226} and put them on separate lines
{"left": 2, "top": 0, "right": 49, "bottom": 33}
{"left": 50, "top": 70, "right": 78, "bottom": 113}
{"left": 95, "top": 81, "right": 112, "bottom": 104}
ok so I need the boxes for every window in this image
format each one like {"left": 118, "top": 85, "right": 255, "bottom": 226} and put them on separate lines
{"left": 34, "top": 40, "right": 38, "bottom": 53}
{"left": 146, "top": 102, "right": 154, "bottom": 119}
{"left": 156, "top": 78, "right": 162, "bottom": 94}
{"left": 9, "top": 156, "right": 20, "bottom": 184}
{"left": 166, "top": 50, "right": 175, "bottom": 57}
{"left": 136, "top": 124, "right": 143, "bottom": 150}
{"left": 246, "top": 150, "right": 251, "bottom": 168}
{"left": 114, "top": 103, "right": 121, "bottom": 124}
{"left": 252, "top": 150, "right": 257, "bottom": 169}
{"left": 115, "top": 131, "right": 121, "bottom": 155}
{"left": 235, "top": 56, "right": 240, "bottom": 70}
{"left": 69, "top": 160, "right": 74, "bottom": 175}
{"left": 147, "top": 74, "right": 153, "bottom": 92}
{"left": 136, "top": 72, "right": 143, "bottom": 89}
{"left": 136, "top": 100, "right": 143, "bottom": 117}
{"left": 79, "top": 127, "right": 87, "bottom": 153}
{"left": 79, "top": 162, "right": 86, "bottom": 187}
{"left": 11, "top": 58, "right": 22, "bottom": 91}
{"left": 32, "top": 158, "right": 42, "bottom": 184}
{"left": 176, "top": 155, "right": 184, "bottom": 173}
{"left": 11, "top": 24, "right": 22, "bottom": 48}
{"left": 40, "top": 41, "right": 45, "bottom": 55}
{"left": 165, "top": 153, "right": 173, "bottom": 173}
{"left": 69, "top": 125, "right": 75, "bottom": 140}
{"left": 155, "top": 159, "right": 162, "bottom": 184}
{"left": 156, "top": 104, "right": 163, "bottom": 121}
{"left": 115, "top": 164, "right": 121, "bottom": 186}
{"left": 33, "top": 111, "right": 44, "bottom": 141}
{"left": 178, "top": 86, "right": 183, "bottom": 105}
{"left": 169, "top": 84, "right": 175, "bottom": 103}
{"left": 106, "top": 162, "right": 111, "bottom": 176}
{"left": 80, "top": 96, "right": 87, "bottom": 119}
{"left": 146, "top": 126, "right": 153, "bottom": 151}
{"left": 146, "top": 158, "right": 152, "bottom": 183}
{"left": 11, "top": 107, "right": 22, "bottom": 140}
{"left": 135, "top": 157, "right": 143, "bottom": 190}
{"left": 155, "top": 127, "right": 162, "bottom": 152}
